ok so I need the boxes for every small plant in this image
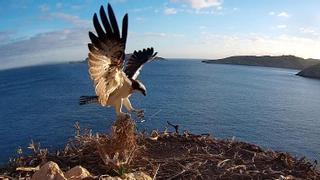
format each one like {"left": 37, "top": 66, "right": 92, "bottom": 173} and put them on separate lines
{"left": 16, "top": 147, "right": 23, "bottom": 155}
{"left": 117, "top": 166, "right": 128, "bottom": 176}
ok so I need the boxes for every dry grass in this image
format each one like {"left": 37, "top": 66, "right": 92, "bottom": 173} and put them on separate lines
{"left": 0, "top": 119, "right": 319, "bottom": 179}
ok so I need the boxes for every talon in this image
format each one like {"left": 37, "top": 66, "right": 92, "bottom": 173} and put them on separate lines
{"left": 134, "top": 109, "right": 144, "bottom": 119}
{"left": 118, "top": 112, "right": 130, "bottom": 120}
{"left": 137, "top": 110, "right": 144, "bottom": 116}
{"left": 125, "top": 113, "right": 131, "bottom": 119}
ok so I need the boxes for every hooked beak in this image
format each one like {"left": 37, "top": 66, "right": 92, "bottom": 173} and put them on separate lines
{"left": 140, "top": 89, "right": 146, "bottom": 96}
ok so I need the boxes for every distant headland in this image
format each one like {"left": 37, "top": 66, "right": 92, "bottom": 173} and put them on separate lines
{"left": 296, "top": 63, "right": 320, "bottom": 79}
{"left": 202, "top": 55, "right": 320, "bottom": 70}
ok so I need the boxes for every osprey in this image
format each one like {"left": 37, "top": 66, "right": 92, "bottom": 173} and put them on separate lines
{"left": 79, "top": 4, "right": 157, "bottom": 118}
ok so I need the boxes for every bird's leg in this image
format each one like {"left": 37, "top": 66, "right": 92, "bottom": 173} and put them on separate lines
{"left": 123, "top": 98, "right": 144, "bottom": 118}
{"left": 122, "top": 97, "right": 134, "bottom": 112}
{"left": 115, "top": 99, "right": 130, "bottom": 119}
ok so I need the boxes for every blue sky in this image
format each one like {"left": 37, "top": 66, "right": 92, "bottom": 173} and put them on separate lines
{"left": 1, "top": 0, "right": 320, "bottom": 69}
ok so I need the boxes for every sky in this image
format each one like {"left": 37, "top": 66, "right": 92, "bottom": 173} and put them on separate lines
{"left": 0, "top": 0, "right": 320, "bottom": 69}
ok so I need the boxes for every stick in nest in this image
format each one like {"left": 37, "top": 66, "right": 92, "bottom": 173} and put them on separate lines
{"left": 167, "top": 121, "right": 179, "bottom": 134}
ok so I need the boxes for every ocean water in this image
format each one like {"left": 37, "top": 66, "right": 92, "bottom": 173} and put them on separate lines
{"left": 0, "top": 60, "right": 320, "bottom": 164}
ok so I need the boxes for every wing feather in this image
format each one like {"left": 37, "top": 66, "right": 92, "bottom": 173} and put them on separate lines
{"left": 99, "top": 6, "right": 113, "bottom": 36}
{"left": 107, "top": 4, "right": 120, "bottom": 39}
{"left": 87, "top": 4, "right": 128, "bottom": 106}
{"left": 121, "top": 14, "right": 128, "bottom": 44}
{"left": 124, "top": 47, "right": 157, "bottom": 79}
{"left": 93, "top": 13, "right": 106, "bottom": 40}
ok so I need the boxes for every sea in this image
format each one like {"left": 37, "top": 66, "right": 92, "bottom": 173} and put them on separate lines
{"left": 0, "top": 60, "right": 320, "bottom": 165}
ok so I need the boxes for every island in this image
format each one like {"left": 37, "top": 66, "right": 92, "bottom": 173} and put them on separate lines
{"left": 202, "top": 55, "right": 320, "bottom": 70}
{"left": 153, "top": 56, "right": 167, "bottom": 61}
{"left": 297, "top": 63, "right": 320, "bottom": 79}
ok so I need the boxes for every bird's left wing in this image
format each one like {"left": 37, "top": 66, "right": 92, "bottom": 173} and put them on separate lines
{"left": 88, "top": 4, "right": 128, "bottom": 106}
{"left": 124, "top": 47, "right": 157, "bottom": 79}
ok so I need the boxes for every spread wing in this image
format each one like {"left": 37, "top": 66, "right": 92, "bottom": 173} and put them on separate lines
{"left": 87, "top": 4, "right": 128, "bottom": 106}
{"left": 124, "top": 47, "right": 157, "bottom": 79}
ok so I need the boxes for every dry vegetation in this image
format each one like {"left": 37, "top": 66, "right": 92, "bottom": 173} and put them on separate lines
{"left": 0, "top": 118, "right": 319, "bottom": 179}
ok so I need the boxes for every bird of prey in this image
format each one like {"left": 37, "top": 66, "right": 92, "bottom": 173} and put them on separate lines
{"left": 79, "top": 3, "right": 157, "bottom": 118}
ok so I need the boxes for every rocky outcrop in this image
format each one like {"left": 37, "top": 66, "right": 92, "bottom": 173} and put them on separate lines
{"left": 101, "top": 172, "right": 152, "bottom": 180}
{"left": 31, "top": 161, "right": 66, "bottom": 180}
{"left": 31, "top": 161, "right": 92, "bottom": 180}
{"left": 297, "top": 63, "right": 320, "bottom": 79}
{"left": 30, "top": 161, "right": 151, "bottom": 180}
{"left": 64, "top": 166, "right": 92, "bottom": 180}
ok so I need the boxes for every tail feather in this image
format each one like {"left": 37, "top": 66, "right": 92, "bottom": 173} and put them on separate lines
{"left": 79, "top": 96, "right": 98, "bottom": 105}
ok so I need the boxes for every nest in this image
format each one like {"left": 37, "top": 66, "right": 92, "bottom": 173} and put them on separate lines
{"left": 0, "top": 120, "right": 319, "bottom": 179}
{"left": 132, "top": 132, "right": 319, "bottom": 179}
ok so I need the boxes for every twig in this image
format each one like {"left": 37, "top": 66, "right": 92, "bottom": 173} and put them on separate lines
{"left": 16, "top": 166, "right": 40, "bottom": 172}
{"left": 167, "top": 121, "right": 179, "bottom": 134}
{"left": 217, "top": 159, "right": 231, "bottom": 168}
{"left": 149, "top": 109, "right": 162, "bottom": 119}
{"left": 0, "top": 175, "right": 15, "bottom": 180}
{"left": 167, "top": 169, "right": 186, "bottom": 180}
{"left": 153, "top": 164, "right": 160, "bottom": 180}
{"left": 226, "top": 165, "right": 247, "bottom": 171}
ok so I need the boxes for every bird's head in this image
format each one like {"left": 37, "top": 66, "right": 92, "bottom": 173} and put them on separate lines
{"left": 131, "top": 79, "right": 146, "bottom": 96}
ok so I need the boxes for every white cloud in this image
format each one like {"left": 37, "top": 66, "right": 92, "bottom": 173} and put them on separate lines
{"left": 278, "top": 11, "right": 290, "bottom": 18}
{"left": 164, "top": 8, "right": 177, "bottom": 15}
{"left": 171, "top": 0, "right": 222, "bottom": 9}
{"left": 194, "top": 9, "right": 220, "bottom": 15}
{"left": 269, "top": 11, "right": 275, "bottom": 15}
{"left": 129, "top": 6, "right": 153, "bottom": 13}
{"left": 300, "top": 27, "right": 316, "bottom": 34}
{"left": 269, "top": 11, "right": 290, "bottom": 18}
{"left": 157, "top": 31, "right": 320, "bottom": 59}
{"left": 0, "top": 29, "right": 188, "bottom": 70}
{"left": 144, "top": 32, "right": 167, "bottom": 37}
{"left": 199, "top": 26, "right": 207, "bottom": 30}
{"left": 110, "top": 0, "right": 127, "bottom": 3}
{"left": 134, "top": 17, "right": 146, "bottom": 22}
{"left": 55, "top": 3, "right": 63, "bottom": 8}
{"left": 133, "top": 32, "right": 185, "bottom": 38}
{"left": 0, "top": 31, "right": 15, "bottom": 45}
{"left": 2, "top": 28, "right": 320, "bottom": 70}
{"left": 143, "top": 32, "right": 184, "bottom": 38}
{"left": 191, "top": 33, "right": 320, "bottom": 59}
{"left": 277, "top": 25, "right": 287, "bottom": 29}
{"left": 70, "top": 5, "right": 83, "bottom": 10}
{"left": 0, "top": 28, "right": 89, "bottom": 70}
{"left": 39, "top": 4, "right": 49, "bottom": 12}
{"left": 50, "top": 13, "right": 90, "bottom": 27}
{"left": 299, "top": 27, "right": 319, "bottom": 38}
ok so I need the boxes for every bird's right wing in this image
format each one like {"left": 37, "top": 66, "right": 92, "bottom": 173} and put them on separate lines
{"left": 87, "top": 4, "right": 128, "bottom": 106}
